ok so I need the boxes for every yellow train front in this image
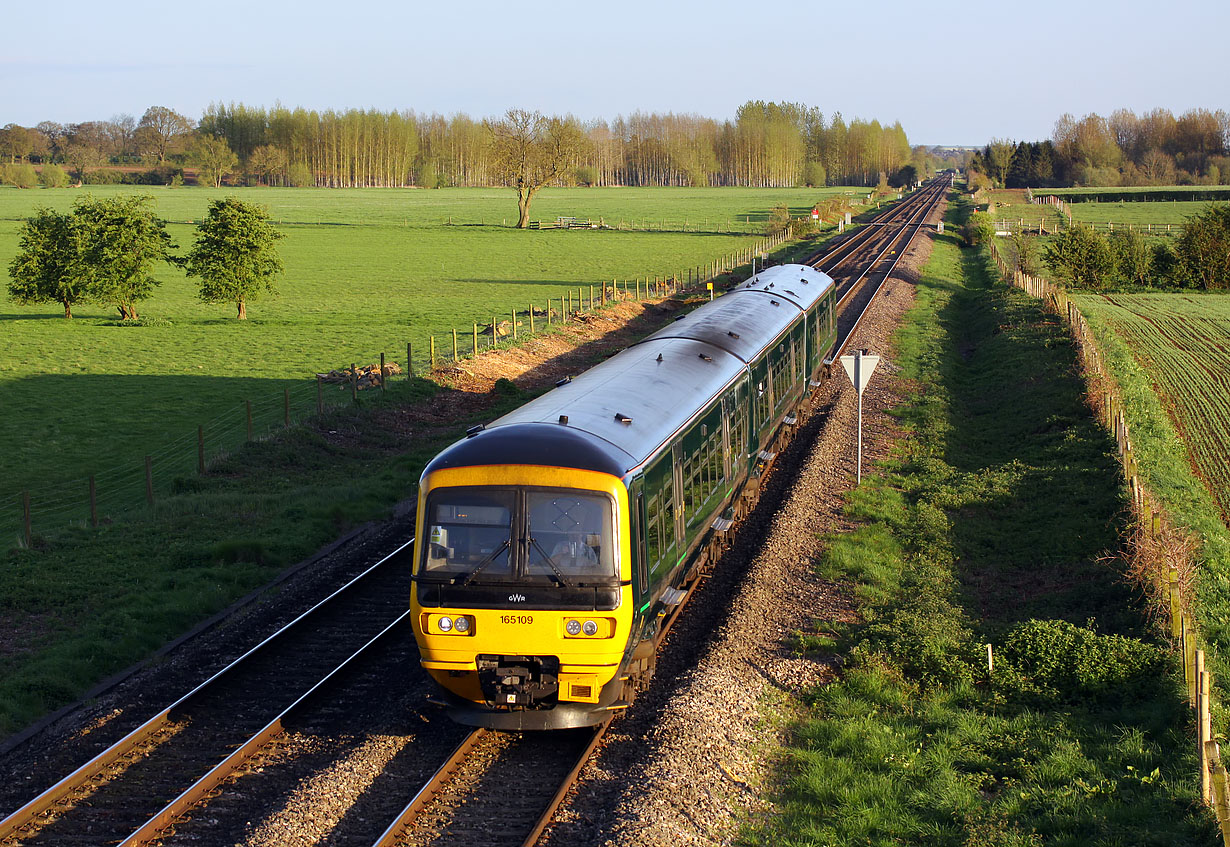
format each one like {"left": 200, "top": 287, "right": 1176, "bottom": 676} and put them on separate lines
{"left": 410, "top": 424, "right": 639, "bottom": 730}
{"left": 409, "top": 263, "right": 838, "bottom": 730}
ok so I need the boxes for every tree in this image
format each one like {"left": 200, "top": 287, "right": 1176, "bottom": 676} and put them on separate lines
{"left": 72, "top": 195, "right": 173, "bottom": 319}
{"left": 1174, "top": 204, "right": 1230, "bottom": 290}
{"left": 1043, "top": 225, "right": 1115, "bottom": 289}
{"left": 1109, "top": 229, "right": 1153, "bottom": 287}
{"left": 136, "top": 106, "right": 194, "bottom": 163}
{"left": 191, "top": 136, "right": 238, "bottom": 187}
{"left": 987, "top": 138, "right": 1015, "bottom": 187}
{"left": 487, "top": 109, "right": 588, "bottom": 228}
{"left": 181, "top": 198, "right": 284, "bottom": 319}
{"left": 0, "top": 163, "right": 38, "bottom": 188}
{"left": 7, "top": 208, "right": 84, "bottom": 317}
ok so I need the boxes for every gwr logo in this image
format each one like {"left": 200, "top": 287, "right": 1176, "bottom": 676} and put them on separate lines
{"left": 508, "top": 593, "right": 527, "bottom": 602}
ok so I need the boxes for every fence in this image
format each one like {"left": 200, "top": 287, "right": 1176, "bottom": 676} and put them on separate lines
{"left": 5, "top": 229, "right": 791, "bottom": 550}
{"left": 989, "top": 236, "right": 1230, "bottom": 842}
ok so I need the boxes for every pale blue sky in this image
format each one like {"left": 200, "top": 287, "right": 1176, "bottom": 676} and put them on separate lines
{"left": 3, "top": 0, "right": 1225, "bottom": 146}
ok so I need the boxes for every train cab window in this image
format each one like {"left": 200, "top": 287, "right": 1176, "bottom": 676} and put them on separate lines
{"left": 423, "top": 491, "right": 513, "bottom": 579}
{"left": 525, "top": 492, "right": 615, "bottom": 580}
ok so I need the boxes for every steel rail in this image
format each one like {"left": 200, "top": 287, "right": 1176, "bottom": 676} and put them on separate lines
{"left": 0, "top": 535, "right": 415, "bottom": 843}
{"left": 518, "top": 719, "right": 611, "bottom": 847}
{"left": 371, "top": 728, "right": 490, "bottom": 846}
{"left": 120, "top": 611, "right": 413, "bottom": 846}
{"left": 830, "top": 177, "right": 950, "bottom": 358}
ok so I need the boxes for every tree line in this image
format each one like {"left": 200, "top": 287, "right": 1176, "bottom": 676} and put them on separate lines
{"left": 7, "top": 196, "right": 283, "bottom": 319}
{"left": 968, "top": 107, "right": 1230, "bottom": 188}
{"left": 974, "top": 205, "right": 1230, "bottom": 291}
{"left": 0, "top": 101, "right": 943, "bottom": 190}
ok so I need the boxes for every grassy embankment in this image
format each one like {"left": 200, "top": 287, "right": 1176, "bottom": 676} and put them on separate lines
{"left": 0, "top": 200, "right": 836, "bottom": 741}
{"left": 0, "top": 185, "right": 859, "bottom": 544}
{"left": 753, "top": 194, "right": 1213, "bottom": 844}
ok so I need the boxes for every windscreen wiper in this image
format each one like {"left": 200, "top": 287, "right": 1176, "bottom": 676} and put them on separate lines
{"left": 458, "top": 539, "right": 510, "bottom": 586}
{"left": 528, "top": 536, "right": 574, "bottom": 587}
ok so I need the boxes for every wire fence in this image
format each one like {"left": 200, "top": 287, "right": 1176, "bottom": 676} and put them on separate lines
{"left": 4, "top": 229, "right": 792, "bottom": 550}
{"left": 990, "top": 236, "right": 1230, "bottom": 841}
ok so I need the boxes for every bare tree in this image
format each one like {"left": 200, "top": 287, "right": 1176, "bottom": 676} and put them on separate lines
{"left": 486, "top": 109, "right": 588, "bottom": 228}
{"left": 136, "top": 106, "right": 195, "bottom": 163}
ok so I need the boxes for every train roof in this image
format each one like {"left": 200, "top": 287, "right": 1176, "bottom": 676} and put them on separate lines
{"left": 423, "top": 264, "right": 834, "bottom": 479}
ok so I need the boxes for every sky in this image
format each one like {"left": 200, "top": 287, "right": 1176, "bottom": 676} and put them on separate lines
{"left": 3, "top": 0, "right": 1227, "bottom": 147}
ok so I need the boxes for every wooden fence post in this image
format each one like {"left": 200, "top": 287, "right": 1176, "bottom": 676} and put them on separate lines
{"left": 23, "top": 490, "right": 31, "bottom": 547}
{"left": 407, "top": 342, "right": 414, "bottom": 378}
{"left": 529, "top": 304, "right": 535, "bottom": 334}
{"left": 473, "top": 323, "right": 479, "bottom": 355}
{"left": 429, "top": 337, "right": 436, "bottom": 368}
{"left": 512, "top": 309, "right": 518, "bottom": 340}
{"left": 350, "top": 366, "right": 357, "bottom": 403}
{"left": 491, "top": 316, "right": 498, "bottom": 345}
{"left": 452, "top": 330, "right": 459, "bottom": 362}
{"left": 379, "top": 353, "right": 386, "bottom": 394}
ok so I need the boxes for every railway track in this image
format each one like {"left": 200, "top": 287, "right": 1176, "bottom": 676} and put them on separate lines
{"left": 0, "top": 537, "right": 417, "bottom": 847}
{"left": 0, "top": 178, "right": 951, "bottom": 847}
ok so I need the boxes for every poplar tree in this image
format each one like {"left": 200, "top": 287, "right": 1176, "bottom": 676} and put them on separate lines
{"left": 182, "top": 198, "right": 284, "bottom": 319}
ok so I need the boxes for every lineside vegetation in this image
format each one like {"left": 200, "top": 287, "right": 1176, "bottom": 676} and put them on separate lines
{"left": 753, "top": 194, "right": 1212, "bottom": 844}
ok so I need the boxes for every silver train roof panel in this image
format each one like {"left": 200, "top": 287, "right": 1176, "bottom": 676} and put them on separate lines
{"left": 638, "top": 264, "right": 833, "bottom": 362}
{"left": 490, "top": 336, "right": 745, "bottom": 468}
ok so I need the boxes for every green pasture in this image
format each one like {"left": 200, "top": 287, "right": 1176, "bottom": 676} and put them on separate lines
{"left": 1066, "top": 199, "right": 1219, "bottom": 229}
{"left": 0, "top": 184, "right": 856, "bottom": 543}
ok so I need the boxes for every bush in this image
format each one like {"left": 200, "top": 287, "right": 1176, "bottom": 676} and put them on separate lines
{"left": 963, "top": 212, "right": 994, "bottom": 247}
{"left": 39, "top": 164, "right": 68, "bottom": 188}
{"left": 287, "top": 162, "right": 314, "bottom": 188}
{"left": 574, "top": 165, "right": 597, "bottom": 187}
{"left": 1, "top": 163, "right": 39, "bottom": 189}
{"left": 998, "top": 618, "right": 1165, "bottom": 701}
{"left": 799, "top": 160, "right": 826, "bottom": 188}
{"left": 1108, "top": 229, "right": 1153, "bottom": 287}
{"left": 81, "top": 169, "right": 123, "bottom": 185}
{"left": 1175, "top": 203, "right": 1230, "bottom": 290}
{"left": 1009, "top": 233, "right": 1041, "bottom": 276}
{"left": 1043, "top": 224, "right": 1115, "bottom": 289}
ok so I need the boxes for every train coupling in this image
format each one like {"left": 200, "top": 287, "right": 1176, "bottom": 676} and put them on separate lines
{"left": 476, "top": 654, "right": 560, "bottom": 707}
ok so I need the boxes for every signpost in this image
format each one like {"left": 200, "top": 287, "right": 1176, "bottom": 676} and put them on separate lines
{"left": 839, "top": 350, "right": 880, "bottom": 483}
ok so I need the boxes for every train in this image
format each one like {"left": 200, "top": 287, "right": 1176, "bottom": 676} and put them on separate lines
{"left": 408, "top": 263, "right": 838, "bottom": 729}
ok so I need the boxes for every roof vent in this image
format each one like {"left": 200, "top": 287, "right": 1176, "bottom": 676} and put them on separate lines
{"left": 674, "top": 314, "right": 686, "bottom": 322}
{"left": 558, "top": 414, "right": 569, "bottom": 425}
{"left": 555, "top": 376, "right": 571, "bottom": 387}
{"left": 801, "top": 277, "right": 809, "bottom": 284}
{"left": 770, "top": 300, "right": 780, "bottom": 307}
{"left": 727, "top": 331, "right": 740, "bottom": 339}
{"left": 614, "top": 413, "right": 633, "bottom": 424}
{"left": 785, "top": 290, "right": 796, "bottom": 296}
{"left": 698, "top": 353, "right": 713, "bottom": 362}
{"left": 465, "top": 424, "right": 484, "bottom": 438}
{"left": 656, "top": 353, "right": 664, "bottom": 362}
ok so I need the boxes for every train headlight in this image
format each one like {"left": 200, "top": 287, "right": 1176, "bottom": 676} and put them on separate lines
{"left": 563, "top": 617, "right": 614, "bottom": 638}
{"left": 427, "top": 614, "right": 474, "bottom": 635}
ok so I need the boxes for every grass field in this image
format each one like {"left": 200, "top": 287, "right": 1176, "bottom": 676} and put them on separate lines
{"left": 0, "top": 184, "right": 857, "bottom": 544}
{"left": 1070, "top": 292, "right": 1230, "bottom": 521}
{"left": 1066, "top": 199, "right": 1218, "bottom": 230}
{"left": 753, "top": 194, "right": 1212, "bottom": 844}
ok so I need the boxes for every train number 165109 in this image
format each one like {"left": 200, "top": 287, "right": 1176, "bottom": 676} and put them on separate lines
{"left": 500, "top": 614, "right": 534, "bottom": 625}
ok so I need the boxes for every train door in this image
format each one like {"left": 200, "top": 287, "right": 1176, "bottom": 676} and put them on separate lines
{"left": 671, "top": 442, "right": 685, "bottom": 546}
